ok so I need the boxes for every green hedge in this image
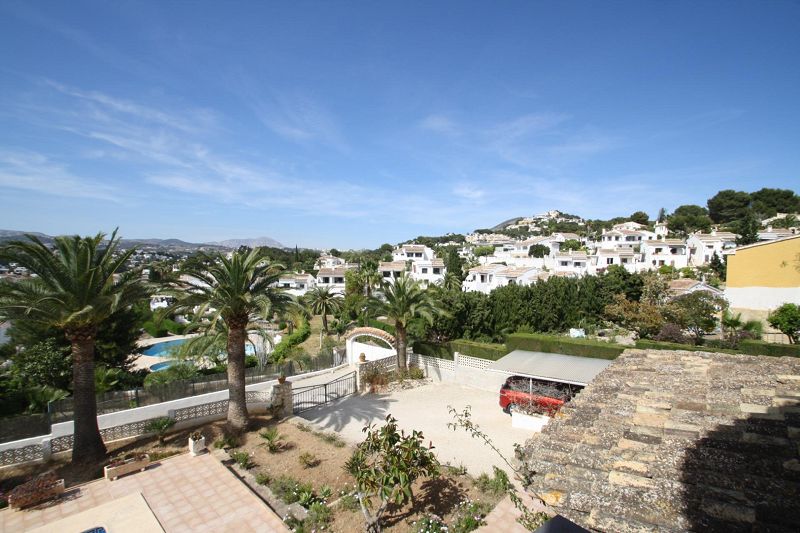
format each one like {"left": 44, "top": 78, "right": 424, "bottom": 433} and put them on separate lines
{"left": 634, "top": 339, "right": 738, "bottom": 354}
{"left": 450, "top": 339, "right": 508, "bottom": 361}
{"left": 738, "top": 340, "right": 800, "bottom": 358}
{"left": 143, "top": 318, "right": 186, "bottom": 338}
{"left": 506, "top": 333, "right": 624, "bottom": 360}
{"left": 271, "top": 319, "right": 311, "bottom": 361}
{"left": 368, "top": 319, "right": 396, "bottom": 336}
{"left": 412, "top": 340, "right": 454, "bottom": 360}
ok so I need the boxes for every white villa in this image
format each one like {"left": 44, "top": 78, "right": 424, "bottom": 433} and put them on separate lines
{"left": 276, "top": 273, "right": 316, "bottom": 297}
{"left": 379, "top": 261, "right": 407, "bottom": 283}
{"left": 640, "top": 239, "right": 689, "bottom": 269}
{"left": 315, "top": 265, "right": 352, "bottom": 294}
{"left": 462, "top": 264, "right": 546, "bottom": 293}
{"left": 390, "top": 244, "right": 447, "bottom": 285}
{"left": 686, "top": 230, "right": 738, "bottom": 266}
{"left": 314, "top": 254, "right": 346, "bottom": 270}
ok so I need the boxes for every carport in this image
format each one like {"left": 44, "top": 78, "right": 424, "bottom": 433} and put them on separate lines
{"left": 488, "top": 349, "right": 612, "bottom": 386}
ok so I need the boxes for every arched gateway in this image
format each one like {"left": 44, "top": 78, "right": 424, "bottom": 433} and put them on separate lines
{"left": 344, "top": 327, "right": 396, "bottom": 364}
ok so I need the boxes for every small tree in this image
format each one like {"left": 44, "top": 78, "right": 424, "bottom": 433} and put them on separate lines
{"left": 345, "top": 415, "right": 439, "bottom": 532}
{"left": 664, "top": 291, "right": 728, "bottom": 344}
{"left": 630, "top": 211, "right": 650, "bottom": 225}
{"left": 145, "top": 417, "right": 175, "bottom": 446}
{"left": 768, "top": 303, "right": 800, "bottom": 344}
{"left": 709, "top": 252, "right": 726, "bottom": 281}
{"left": 559, "top": 239, "right": 582, "bottom": 252}
{"left": 604, "top": 294, "right": 665, "bottom": 339}
{"left": 528, "top": 244, "right": 550, "bottom": 258}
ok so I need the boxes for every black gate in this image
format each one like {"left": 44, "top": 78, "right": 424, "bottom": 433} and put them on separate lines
{"left": 292, "top": 371, "right": 356, "bottom": 414}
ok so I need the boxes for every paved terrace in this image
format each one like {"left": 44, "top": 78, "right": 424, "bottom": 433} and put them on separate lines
{"left": 0, "top": 453, "right": 288, "bottom": 532}
{"left": 521, "top": 349, "right": 800, "bottom": 532}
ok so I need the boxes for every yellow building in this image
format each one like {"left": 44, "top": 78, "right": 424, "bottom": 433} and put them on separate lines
{"left": 724, "top": 235, "right": 800, "bottom": 323}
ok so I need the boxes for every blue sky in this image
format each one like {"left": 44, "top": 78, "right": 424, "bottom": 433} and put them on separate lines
{"left": 0, "top": 1, "right": 798, "bottom": 249}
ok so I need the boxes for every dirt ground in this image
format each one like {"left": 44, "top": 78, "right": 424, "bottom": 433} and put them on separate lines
{"left": 1, "top": 415, "right": 502, "bottom": 531}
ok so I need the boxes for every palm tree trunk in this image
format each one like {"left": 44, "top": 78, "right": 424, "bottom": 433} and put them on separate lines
{"left": 226, "top": 320, "right": 249, "bottom": 432}
{"left": 69, "top": 333, "right": 106, "bottom": 465}
{"left": 395, "top": 324, "right": 408, "bottom": 370}
{"left": 322, "top": 313, "right": 328, "bottom": 334}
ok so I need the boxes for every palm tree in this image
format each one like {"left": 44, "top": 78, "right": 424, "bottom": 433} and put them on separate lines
{"left": 163, "top": 248, "right": 289, "bottom": 431}
{"left": 359, "top": 260, "right": 382, "bottom": 297}
{"left": 368, "top": 274, "right": 443, "bottom": 369}
{"left": 0, "top": 230, "right": 147, "bottom": 464}
{"left": 440, "top": 272, "right": 463, "bottom": 293}
{"left": 304, "top": 286, "right": 343, "bottom": 334}
{"left": 177, "top": 320, "right": 274, "bottom": 368}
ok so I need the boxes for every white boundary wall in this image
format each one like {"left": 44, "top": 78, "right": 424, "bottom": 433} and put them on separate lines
{"left": 725, "top": 286, "right": 800, "bottom": 311}
{"left": 0, "top": 364, "right": 347, "bottom": 466}
{"left": 409, "top": 352, "right": 510, "bottom": 392}
{"left": 348, "top": 340, "right": 395, "bottom": 364}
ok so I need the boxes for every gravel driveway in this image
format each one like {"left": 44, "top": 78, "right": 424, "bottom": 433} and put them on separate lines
{"left": 298, "top": 381, "right": 533, "bottom": 477}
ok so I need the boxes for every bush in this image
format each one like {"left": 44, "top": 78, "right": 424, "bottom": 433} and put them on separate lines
{"left": 413, "top": 515, "right": 449, "bottom": 532}
{"left": 475, "top": 467, "right": 510, "bottom": 496}
{"left": 213, "top": 434, "right": 239, "bottom": 449}
{"left": 305, "top": 501, "right": 332, "bottom": 529}
{"left": 259, "top": 427, "right": 284, "bottom": 453}
{"left": 505, "top": 333, "right": 624, "bottom": 359}
{"left": 230, "top": 450, "right": 253, "bottom": 469}
{"left": 654, "top": 323, "right": 689, "bottom": 344}
{"left": 255, "top": 472, "right": 271, "bottom": 485}
{"left": 271, "top": 319, "right": 311, "bottom": 362}
{"left": 634, "top": 339, "right": 737, "bottom": 354}
{"left": 298, "top": 452, "right": 320, "bottom": 468}
{"left": 144, "top": 417, "right": 175, "bottom": 445}
{"left": 413, "top": 340, "right": 453, "bottom": 360}
{"left": 451, "top": 499, "right": 492, "bottom": 533}
{"left": 368, "top": 319, "right": 396, "bottom": 335}
{"left": 738, "top": 340, "right": 800, "bottom": 358}
{"left": 451, "top": 339, "right": 507, "bottom": 361}
{"left": 270, "top": 475, "right": 312, "bottom": 505}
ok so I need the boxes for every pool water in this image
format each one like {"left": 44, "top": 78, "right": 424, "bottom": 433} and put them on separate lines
{"left": 141, "top": 339, "right": 187, "bottom": 357}
{"left": 142, "top": 338, "right": 257, "bottom": 371}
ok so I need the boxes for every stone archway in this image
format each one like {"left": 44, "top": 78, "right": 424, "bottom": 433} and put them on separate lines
{"left": 344, "top": 327, "right": 396, "bottom": 364}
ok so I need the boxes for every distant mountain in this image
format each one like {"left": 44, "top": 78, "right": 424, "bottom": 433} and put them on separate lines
{"left": 0, "top": 230, "right": 225, "bottom": 250}
{"left": 209, "top": 237, "right": 287, "bottom": 249}
{"left": 490, "top": 217, "right": 524, "bottom": 231}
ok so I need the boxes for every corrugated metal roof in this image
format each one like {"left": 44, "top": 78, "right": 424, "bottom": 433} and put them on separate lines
{"left": 489, "top": 349, "right": 612, "bottom": 386}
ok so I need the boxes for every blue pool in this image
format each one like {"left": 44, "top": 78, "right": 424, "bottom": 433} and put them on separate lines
{"left": 149, "top": 361, "right": 174, "bottom": 371}
{"left": 141, "top": 339, "right": 187, "bottom": 357}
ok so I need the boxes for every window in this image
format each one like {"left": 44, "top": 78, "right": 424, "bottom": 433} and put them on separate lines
{"left": 433, "top": 267, "right": 441, "bottom": 274}
{"left": 421, "top": 267, "right": 428, "bottom": 274}
{"left": 606, "top": 258, "right": 614, "bottom": 265}
{"left": 480, "top": 274, "right": 486, "bottom": 283}
{"left": 621, "top": 258, "right": 629, "bottom": 264}
{"left": 334, "top": 277, "right": 344, "bottom": 283}
{"left": 383, "top": 272, "right": 391, "bottom": 278}
{"left": 560, "top": 261, "right": 568, "bottom": 267}
{"left": 322, "top": 277, "right": 330, "bottom": 283}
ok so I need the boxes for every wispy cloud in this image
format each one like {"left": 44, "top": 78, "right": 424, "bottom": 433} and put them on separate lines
{"left": 419, "top": 114, "right": 461, "bottom": 136}
{"left": 452, "top": 182, "right": 485, "bottom": 200}
{"left": 0, "top": 150, "right": 120, "bottom": 201}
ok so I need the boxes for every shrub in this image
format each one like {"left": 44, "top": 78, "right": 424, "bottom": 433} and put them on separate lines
{"left": 451, "top": 499, "right": 492, "bottom": 533}
{"left": 768, "top": 303, "right": 800, "bottom": 344}
{"left": 144, "top": 417, "right": 175, "bottom": 445}
{"left": 259, "top": 427, "right": 284, "bottom": 453}
{"left": 412, "top": 514, "right": 449, "bottom": 532}
{"left": 738, "top": 340, "right": 800, "bottom": 358}
{"left": 271, "top": 318, "right": 311, "bottom": 362}
{"left": 406, "top": 366, "right": 425, "bottom": 380}
{"left": 337, "top": 491, "right": 360, "bottom": 512}
{"left": 368, "top": 319, "right": 396, "bottom": 335}
{"left": 634, "top": 339, "right": 736, "bottom": 354}
{"left": 505, "top": 333, "right": 624, "bottom": 359}
{"left": 213, "top": 434, "right": 240, "bottom": 449}
{"left": 312, "top": 430, "right": 346, "bottom": 448}
{"left": 298, "top": 452, "right": 320, "bottom": 468}
{"left": 255, "top": 472, "right": 271, "bottom": 485}
{"left": 475, "top": 467, "right": 510, "bottom": 496}
{"left": 413, "top": 340, "right": 454, "bottom": 360}
{"left": 451, "top": 339, "right": 507, "bottom": 361}
{"left": 305, "top": 501, "right": 332, "bottom": 529}
{"left": 654, "top": 323, "right": 689, "bottom": 344}
{"left": 230, "top": 450, "right": 253, "bottom": 469}
{"left": 270, "top": 476, "right": 311, "bottom": 504}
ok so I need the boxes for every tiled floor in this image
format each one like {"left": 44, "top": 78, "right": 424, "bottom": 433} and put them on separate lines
{"left": 0, "top": 453, "right": 289, "bottom": 532}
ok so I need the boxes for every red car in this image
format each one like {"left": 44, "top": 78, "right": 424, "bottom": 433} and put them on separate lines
{"left": 499, "top": 376, "right": 579, "bottom": 415}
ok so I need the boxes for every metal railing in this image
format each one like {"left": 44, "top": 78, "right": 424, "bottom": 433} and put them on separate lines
{"left": 47, "top": 350, "right": 346, "bottom": 424}
{"left": 292, "top": 371, "right": 357, "bottom": 414}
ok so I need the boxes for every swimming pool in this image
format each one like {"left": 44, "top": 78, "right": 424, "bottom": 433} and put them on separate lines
{"left": 149, "top": 361, "right": 174, "bottom": 371}
{"left": 141, "top": 339, "right": 187, "bottom": 357}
